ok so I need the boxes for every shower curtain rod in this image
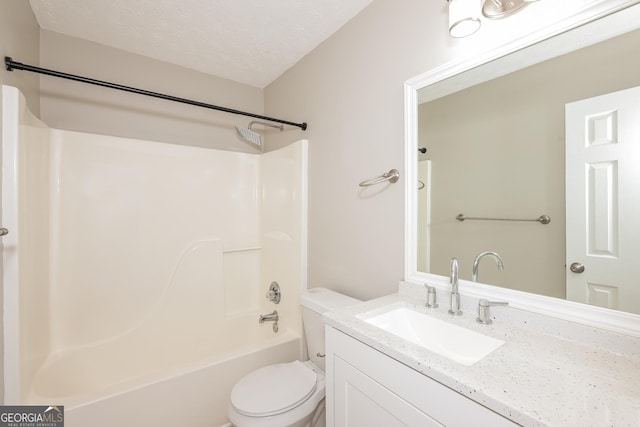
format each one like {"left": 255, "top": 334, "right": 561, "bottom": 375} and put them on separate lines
{"left": 4, "top": 56, "right": 308, "bottom": 131}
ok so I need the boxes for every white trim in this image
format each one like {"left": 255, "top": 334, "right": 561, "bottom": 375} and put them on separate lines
{"left": 300, "top": 138, "right": 309, "bottom": 297}
{"left": 2, "top": 85, "right": 22, "bottom": 403}
{"left": 405, "top": 1, "right": 640, "bottom": 337}
{"left": 299, "top": 139, "right": 309, "bottom": 360}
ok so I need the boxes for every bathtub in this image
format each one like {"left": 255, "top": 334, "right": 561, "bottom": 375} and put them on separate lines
{"left": 29, "top": 321, "right": 300, "bottom": 427}
{"left": 28, "top": 314, "right": 296, "bottom": 403}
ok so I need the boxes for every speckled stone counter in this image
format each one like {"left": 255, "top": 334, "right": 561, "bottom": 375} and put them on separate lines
{"left": 323, "top": 282, "right": 640, "bottom": 427}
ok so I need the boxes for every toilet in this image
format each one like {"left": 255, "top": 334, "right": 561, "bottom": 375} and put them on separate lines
{"left": 227, "top": 287, "right": 361, "bottom": 427}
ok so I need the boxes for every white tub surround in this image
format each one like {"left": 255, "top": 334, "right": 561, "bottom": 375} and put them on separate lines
{"left": 2, "top": 85, "right": 308, "bottom": 427}
{"left": 323, "top": 281, "right": 640, "bottom": 427}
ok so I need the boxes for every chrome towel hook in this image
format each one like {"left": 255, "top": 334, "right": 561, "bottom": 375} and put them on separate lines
{"left": 359, "top": 169, "right": 400, "bottom": 187}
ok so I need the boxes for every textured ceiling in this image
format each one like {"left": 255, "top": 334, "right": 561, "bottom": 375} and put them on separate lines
{"left": 29, "top": 0, "right": 375, "bottom": 88}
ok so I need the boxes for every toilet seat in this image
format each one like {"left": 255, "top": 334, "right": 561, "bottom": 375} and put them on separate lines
{"left": 231, "top": 360, "right": 318, "bottom": 417}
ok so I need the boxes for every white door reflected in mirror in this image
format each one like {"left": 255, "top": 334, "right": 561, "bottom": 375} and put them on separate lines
{"left": 565, "top": 86, "right": 640, "bottom": 313}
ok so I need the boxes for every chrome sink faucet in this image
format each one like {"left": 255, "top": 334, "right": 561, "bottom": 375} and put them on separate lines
{"left": 448, "top": 257, "right": 462, "bottom": 316}
{"left": 472, "top": 251, "right": 504, "bottom": 282}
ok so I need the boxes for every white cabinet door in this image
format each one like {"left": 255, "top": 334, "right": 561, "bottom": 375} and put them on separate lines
{"left": 334, "top": 356, "right": 442, "bottom": 427}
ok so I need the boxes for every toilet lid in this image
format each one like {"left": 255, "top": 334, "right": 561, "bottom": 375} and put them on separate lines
{"left": 231, "top": 361, "right": 318, "bottom": 417}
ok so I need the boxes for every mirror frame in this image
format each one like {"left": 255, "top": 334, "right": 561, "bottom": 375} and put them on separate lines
{"left": 405, "top": 0, "right": 640, "bottom": 337}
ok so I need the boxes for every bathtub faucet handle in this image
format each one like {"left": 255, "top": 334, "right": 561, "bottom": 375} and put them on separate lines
{"left": 265, "top": 281, "right": 281, "bottom": 304}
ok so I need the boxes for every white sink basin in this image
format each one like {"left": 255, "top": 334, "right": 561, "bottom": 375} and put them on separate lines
{"left": 358, "top": 307, "right": 505, "bottom": 366}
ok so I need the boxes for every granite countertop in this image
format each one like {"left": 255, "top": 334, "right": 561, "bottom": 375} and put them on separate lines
{"left": 323, "top": 281, "right": 640, "bottom": 427}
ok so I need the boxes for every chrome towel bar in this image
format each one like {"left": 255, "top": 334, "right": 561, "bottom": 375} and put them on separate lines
{"left": 359, "top": 169, "right": 399, "bottom": 187}
{"left": 456, "top": 213, "right": 551, "bottom": 225}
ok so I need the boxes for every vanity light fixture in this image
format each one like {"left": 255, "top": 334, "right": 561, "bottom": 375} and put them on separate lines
{"left": 447, "top": 0, "right": 542, "bottom": 37}
{"left": 482, "top": 0, "right": 537, "bottom": 19}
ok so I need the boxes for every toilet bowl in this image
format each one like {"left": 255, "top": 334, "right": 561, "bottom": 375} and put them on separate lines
{"left": 227, "top": 288, "right": 360, "bottom": 427}
{"left": 228, "top": 360, "right": 325, "bottom": 427}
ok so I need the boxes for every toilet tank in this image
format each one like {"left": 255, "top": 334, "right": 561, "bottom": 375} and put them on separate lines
{"left": 300, "top": 287, "right": 361, "bottom": 371}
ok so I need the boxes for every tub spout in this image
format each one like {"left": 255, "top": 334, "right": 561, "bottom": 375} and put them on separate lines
{"left": 259, "top": 310, "right": 279, "bottom": 323}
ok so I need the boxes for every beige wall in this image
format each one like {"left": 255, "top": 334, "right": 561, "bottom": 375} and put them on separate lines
{"left": 39, "top": 30, "right": 264, "bottom": 152}
{"left": 264, "top": 0, "right": 446, "bottom": 300}
{"left": 0, "top": 0, "right": 41, "bottom": 405}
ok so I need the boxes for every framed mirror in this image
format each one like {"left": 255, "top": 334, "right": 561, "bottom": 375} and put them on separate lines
{"left": 405, "top": 1, "right": 640, "bottom": 336}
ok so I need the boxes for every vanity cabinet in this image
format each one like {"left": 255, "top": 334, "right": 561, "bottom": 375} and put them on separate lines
{"left": 325, "top": 326, "right": 516, "bottom": 427}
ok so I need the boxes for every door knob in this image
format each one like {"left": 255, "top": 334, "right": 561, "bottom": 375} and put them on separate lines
{"left": 570, "top": 262, "right": 585, "bottom": 273}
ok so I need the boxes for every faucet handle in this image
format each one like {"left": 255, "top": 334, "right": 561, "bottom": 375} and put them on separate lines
{"left": 265, "top": 281, "right": 281, "bottom": 304}
{"left": 478, "top": 299, "right": 509, "bottom": 307}
{"left": 476, "top": 299, "right": 509, "bottom": 325}
{"left": 424, "top": 285, "right": 439, "bottom": 308}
